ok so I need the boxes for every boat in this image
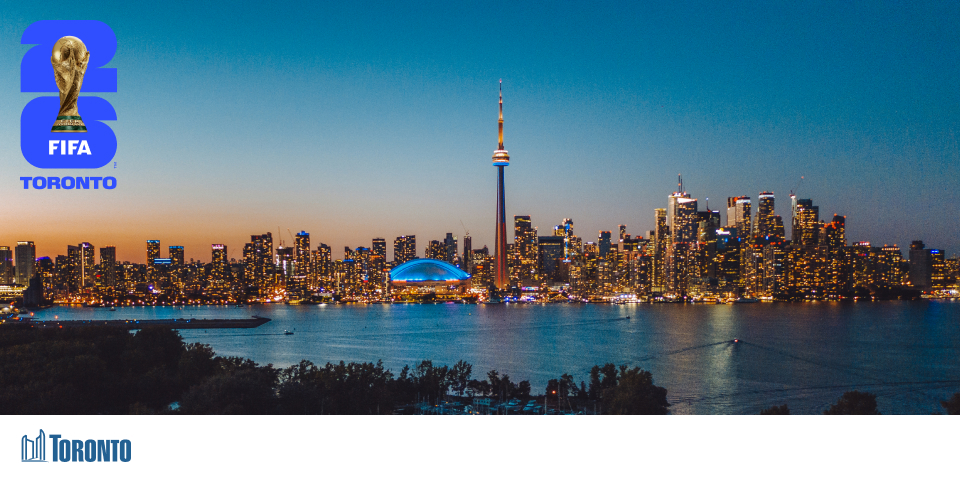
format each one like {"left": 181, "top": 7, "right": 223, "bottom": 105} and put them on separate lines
{"left": 283, "top": 330, "right": 294, "bottom": 335}
{"left": 109, "top": 307, "right": 116, "bottom": 311}
{"left": 732, "top": 297, "right": 760, "bottom": 303}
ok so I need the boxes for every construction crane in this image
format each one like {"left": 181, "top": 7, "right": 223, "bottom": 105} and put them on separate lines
{"left": 790, "top": 176, "right": 804, "bottom": 197}
{"left": 459, "top": 219, "right": 469, "bottom": 238}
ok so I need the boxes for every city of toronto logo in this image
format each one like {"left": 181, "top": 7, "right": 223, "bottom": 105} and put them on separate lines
{"left": 19, "top": 429, "right": 132, "bottom": 463}
{"left": 21, "top": 429, "right": 46, "bottom": 462}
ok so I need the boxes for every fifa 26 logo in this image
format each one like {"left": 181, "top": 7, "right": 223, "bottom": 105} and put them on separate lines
{"left": 20, "top": 20, "right": 117, "bottom": 169}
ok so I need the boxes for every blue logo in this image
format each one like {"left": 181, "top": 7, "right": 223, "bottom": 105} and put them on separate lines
{"left": 21, "top": 429, "right": 46, "bottom": 462}
{"left": 20, "top": 429, "right": 131, "bottom": 463}
{"left": 20, "top": 20, "right": 117, "bottom": 169}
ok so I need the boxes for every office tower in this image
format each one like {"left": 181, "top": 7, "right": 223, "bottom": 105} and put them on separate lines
{"left": 314, "top": 243, "right": 332, "bottom": 287}
{"left": 618, "top": 225, "right": 627, "bottom": 241}
{"left": 99, "top": 246, "right": 117, "bottom": 290}
{"left": 443, "top": 233, "right": 458, "bottom": 265}
{"left": 169, "top": 246, "right": 185, "bottom": 266}
{"left": 462, "top": 235, "right": 472, "bottom": 272}
{"left": 0, "top": 247, "right": 13, "bottom": 284}
{"left": 792, "top": 199, "right": 819, "bottom": 247}
{"left": 492, "top": 81, "right": 511, "bottom": 290}
{"left": 653, "top": 208, "right": 668, "bottom": 292}
{"left": 211, "top": 244, "right": 228, "bottom": 283}
{"left": 819, "top": 215, "right": 846, "bottom": 296}
{"left": 393, "top": 235, "right": 417, "bottom": 265}
{"left": 15, "top": 241, "right": 36, "bottom": 286}
{"left": 295, "top": 231, "right": 311, "bottom": 276}
{"left": 514, "top": 216, "right": 537, "bottom": 284}
{"left": 931, "top": 249, "right": 947, "bottom": 289}
{"left": 696, "top": 210, "right": 721, "bottom": 279}
{"left": 727, "top": 196, "right": 752, "bottom": 235}
{"left": 559, "top": 218, "right": 575, "bottom": 258}
{"left": 770, "top": 216, "right": 785, "bottom": 242}
{"left": 277, "top": 247, "right": 294, "bottom": 278}
{"left": 762, "top": 242, "right": 786, "bottom": 296}
{"left": 878, "top": 245, "right": 905, "bottom": 286}
{"left": 79, "top": 242, "right": 95, "bottom": 288}
{"left": 715, "top": 227, "right": 741, "bottom": 286}
{"left": 598, "top": 231, "right": 612, "bottom": 258}
{"left": 538, "top": 236, "right": 565, "bottom": 282}
{"left": 426, "top": 240, "right": 445, "bottom": 261}
{"left": 371, "top": 238, "right": 386, "bottom": 260}
{"left": 247, "top": 233, "right": 274, "bottom": 296}
{"left": 909, "top": 241, "right": 932, "bottom": 290}
{"left": 146, "top": 240, "right": 160, "bottom": 282}
{"left": 755, "top": 192, "right": 775, "bottom": 238}
{"left": 669, "top": 191, "right": 698, "bottom": 244}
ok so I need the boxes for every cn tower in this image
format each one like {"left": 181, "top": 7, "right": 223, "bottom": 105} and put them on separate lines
{"left": 492, "top": 80, "right": 510, "bottom": 290}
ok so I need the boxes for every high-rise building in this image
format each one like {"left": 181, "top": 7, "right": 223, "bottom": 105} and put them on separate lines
{"left": 169, "top": 246, "right": 185, "bottom": 266}
{"left": 211, "top": 244, "right": 229, "bottom": 284}
{"left": 393, "top": 235, "right": 417, "bottom": 265}
{"left": 598, "top": 231, "right": 612, "bottom": 258}
{"left": 514, "top": 216, "right": 537, "bottom": 284}
{"left": 461, "top": 235, "right": 472, "bottom": 272}
{"left": 727, "top": 196, "right": 752, "bottom": 235}
{"left": 492, "top": 81, "right": 511, "bottom": 290}
{"left": 652, "top": 208, "right": 668, "bottom": 293}
{"left": 146, "top": 240, "right": 160, "bottom": 282}
{"left": 79, "top": 242, "right": 95, "bottom": 288}
{"left": 755, "top": 192, "right": 775, "bottom": 238}
{"left": 15, "top": 241, "right": 36, "bottom": 287}
{"left": 909, "top": 241, "right": 932, "bottom": 291}
{"left": 792, "top": 200, "right": 819, "bottom": 247}
{"left": 537, "top": 236, "right": 565, "bottom": 282}
{"left": 443, "top": 233, "right": 458, "bottom": 265}
{"left": 99, "top": 246, "right": 117, "bottom": 290}
{"left": 295, "top": 232, "right": 311, "bottom": 276}
{"left": 618, "top": 225, "right": 627, "bottom": 241}
{"left": 0, "top": 246, "right": 13, "bottom": 285}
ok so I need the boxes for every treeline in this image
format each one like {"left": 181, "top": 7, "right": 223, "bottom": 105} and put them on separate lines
{"left": 2, "top": 326, "right": 956, "bottom": 415}
{"left": 0, "top": 327, "right": 669, "bottom": 414}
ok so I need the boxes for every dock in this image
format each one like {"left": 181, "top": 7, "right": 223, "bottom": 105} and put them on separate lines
{"left": 0, "top": 317, "right": 271, "bottom": 329}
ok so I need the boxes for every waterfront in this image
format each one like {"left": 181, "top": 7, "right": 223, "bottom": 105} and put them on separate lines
{"left": 38, "top": 300, "right": 960, "bottom": 414}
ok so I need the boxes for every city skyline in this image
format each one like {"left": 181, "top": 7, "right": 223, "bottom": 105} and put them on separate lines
{"left": 2, "top": 2, "right": 958, "bottom": 262}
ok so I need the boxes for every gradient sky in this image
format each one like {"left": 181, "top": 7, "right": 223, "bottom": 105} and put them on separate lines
{"left": 2, "top": 1, "right": 958, "bottom": 263}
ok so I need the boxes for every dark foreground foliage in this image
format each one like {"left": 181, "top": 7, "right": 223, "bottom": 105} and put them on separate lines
{"left": 760, "top": 404, "right": 791, "bottom": 415}
{"left": 824, "top": 391, "right": 881, "bottom": 415}
{"left": 0, "top": 326, "right": 671, "bottom": 415}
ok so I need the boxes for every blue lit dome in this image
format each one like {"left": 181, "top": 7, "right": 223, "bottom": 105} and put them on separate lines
{"left": 389, "top": 259, "right": 471, "bottom": 283}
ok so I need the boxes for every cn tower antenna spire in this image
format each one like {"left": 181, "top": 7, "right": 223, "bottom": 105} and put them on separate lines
{"left": 498, "top": 79, "right": 504, "bottom": 150}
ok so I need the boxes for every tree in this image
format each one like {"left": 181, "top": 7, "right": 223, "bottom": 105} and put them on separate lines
{"left": 601, "top": 367, "right": 669, "bottom": 415}
{"left": 760, "top": 404, "right": 790, "bottom": 415}
{"left": 450, "top": 360, "right": 473, "bottom": 396}
{"left": 940, "top": 393, "right": 960, "bottom": 415}
{"left": 824, "top": 391, "right": 880, "bottom": 415}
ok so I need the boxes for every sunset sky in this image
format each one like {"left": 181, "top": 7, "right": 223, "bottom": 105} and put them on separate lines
{"left": 2, "top": 1, "right": 958, "bottom": 263}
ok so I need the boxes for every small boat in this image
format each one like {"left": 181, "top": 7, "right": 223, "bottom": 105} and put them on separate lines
{"left": 733, "top": 297, "right": 760, "bottom": 303}
{"left": 283, "top": 330, "right": 294, "bottom": 335}
{"left": 109, "top": 307, "right": 116, "bottom": 311}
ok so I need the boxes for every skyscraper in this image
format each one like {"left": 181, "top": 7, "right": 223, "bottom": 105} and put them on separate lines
{"left": 393, "top": 235, "right": 417, "bottom": 265}
{"left": 792, "top": 199, "right": 820, "bottom": 247}
{"left": 295, "top": 231, "right": 311, "bottom": 276}
{"left": 514, "top": 216, "right": 536, "bottom": 284}
{"left": 79, "top": 242, "right": 95, "bottom": 288}
{"left": 211, "top": 244, "right": 229, "bottom": 284}
{"left": 727, "top": 196, "right": 752, "bottom": 235}
{"left": 146, "top": 240, "right": 160, "bottom": 282}
{"left": 15, "top": 241, "right": 36, "bottom": 287}
{"left": 755, "top": 192, "right": 775, "bottom": 238}
{"left": 493, "top": 81, "right": 511, "bottom": 290}
{"left": 100, "top": 246, "right": 117, "bottom": 290}
{"left": 169, "top": 246, "right": 185, "bottom": 266}
{"left": 0, "top": 246, "right": 13, "bottom": 285}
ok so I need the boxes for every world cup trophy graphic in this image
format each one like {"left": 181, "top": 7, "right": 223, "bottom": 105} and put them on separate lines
{"left": 50, "top": 36, "right": 89, "bottom": 132}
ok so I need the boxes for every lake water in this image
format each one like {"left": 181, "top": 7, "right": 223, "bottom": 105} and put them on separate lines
{"left": 39, "top": 300, "right": 960, "bottom": 414}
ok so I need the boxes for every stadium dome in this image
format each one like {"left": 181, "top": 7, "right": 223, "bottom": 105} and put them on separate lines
{"left": 389, "top": 259, "right": 471, "bottom": 284}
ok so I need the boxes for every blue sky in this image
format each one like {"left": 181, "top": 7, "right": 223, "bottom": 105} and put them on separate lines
{"left": 1, "top": 1, "right": 958, "bottom": 262}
